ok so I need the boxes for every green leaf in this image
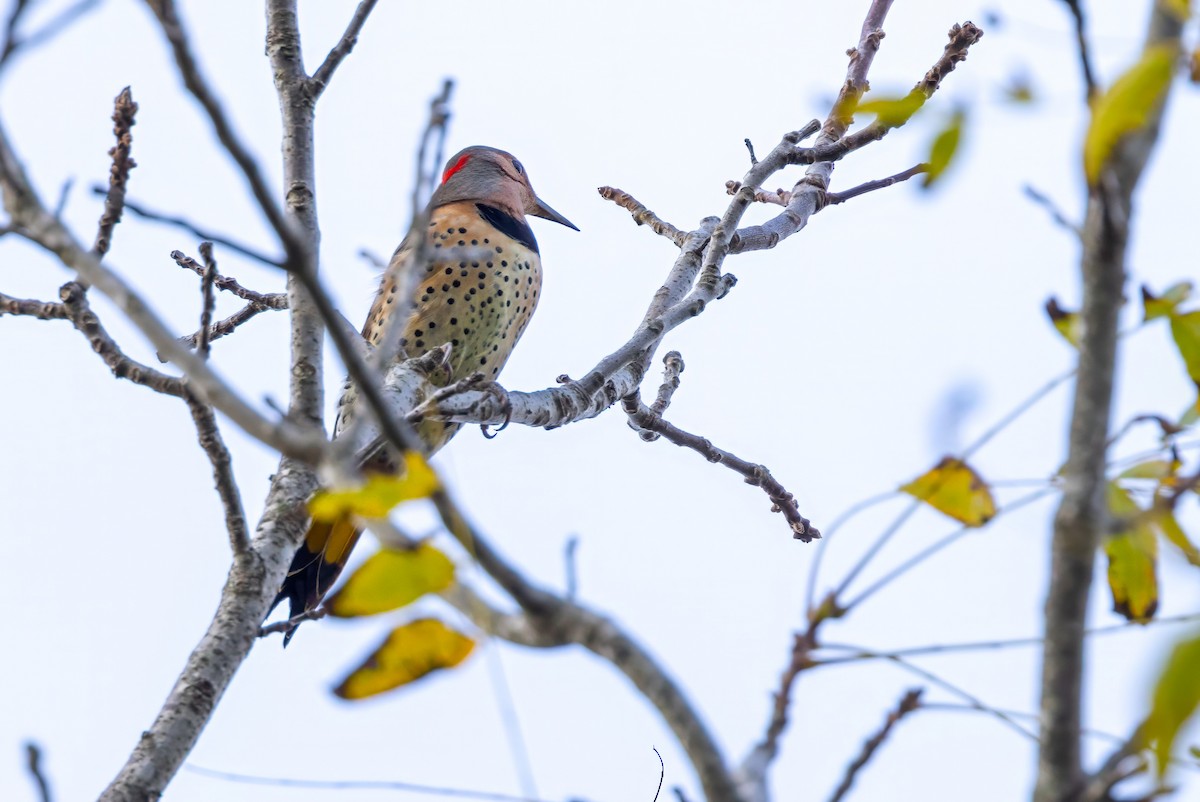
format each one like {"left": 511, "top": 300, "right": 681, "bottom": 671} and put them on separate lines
{"left": 327, "top": 543, "right": 456, "bottom": 617}
{"left": 1168, "top": 310, "right": 1200, "bottom": 384}
{"left": 1105, "top": 483, "right": 1159, "bottom": 622}
{"left": 922, "top": 110, "right": 965, "bottom": 188}
{"left": 1142, "top": 282, "right": 1193, "bottom": 321}
{"left": 1045, "top": 297, "right": 1082, "bottom": 347}
{"left": 309, "top": 452, "right": 440, "bottom": 522}
{"left": 900, "top": 457, "right": 996, "bottom": 527}
{"left": 1160, "top": 0, "right": 1192, "bottom": 22}
{"left": 856, "top": 93, "right": 925, "bottom": 126}
{"left": 1146, "top": 631, "right": 1200, "bottom": 777}
{"left": 333, "top": 618, "right": 475, "bottom": 700}
{"left": 1084, "top": 45, "right": 1176, "bottom": 184}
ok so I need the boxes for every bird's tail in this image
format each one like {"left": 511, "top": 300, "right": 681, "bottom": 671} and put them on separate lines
{"left": 270, "top": 512, "right": 362, "bottom": 647}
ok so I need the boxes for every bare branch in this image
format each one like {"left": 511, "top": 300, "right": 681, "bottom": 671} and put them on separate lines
{"left": 169, "top": 249, "right": 285, "bottom": 305}
{"left": 730, "top": 20, "right": 983, "bottom": 255}
{"left": 0, "top": 0, "right": 103, "bottom": 73}
{"left": 93, "top": 86, "right": 137, "bottom": 259}
{"left": 143, "top": 0, "right": 300, "bottom": 259}
{"left": 824, "top": 163, "right": 929, "bottom": 205}
{"left": 651, "top": 350, "right": 684, "bottom": 417}
{"left": 111, "top": 191, "right": 282, "bottom": 266}
{"left": 598, "top": 186, "right": 687, "bottom": 246}
{"left": 1059, "top": 0, "right": 1099, "bottom": 102}
{"left": 430, "top": 491, "right": 741, "bottom": 802}
{"left": 622, "top": 395, "right": 818, "bottom": 541}
{"left": 827, "top": 689, "right": 923, "bottom": 802}
{"left": 309, "top": 0, "right": 379, "bottom": 98}
{"left": 195, "top": 242, "right": 217, "bottom": 358}
{"left": 184, "top": 391, "right": 249, "bottom": 555}
{"left": 1025, "top": 184, "right": 1083, "bottom": 237}
{"left": 0, "top": 290, "right": 69, "bottom": 319}
{"left": 177, "top": 299, "right": 285, "bottom": 352}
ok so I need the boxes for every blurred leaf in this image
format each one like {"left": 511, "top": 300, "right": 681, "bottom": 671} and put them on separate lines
{"left": 1045, "top": 297, "right": 1082, "bottom": 347}
{"left": 1168, "top": 310, "right": 1200, "bottom": 384}
{"left": 1143, "top": 282, "right": 1193, "bottom": 321}
{"left": 333, "top": 619, "right": 475, "bottom": 700}
{"left": 1157, "top": 511, "right": 1200, "bottom": 567}
{"left": 1084, "top": 45, "right": 1176, "bottom": 184}
{"left": 1002, "top": 74, "right": 1036, "bottom": 104}
{"left": 1146, "top": 631, "right": 1200, "bottom": 777}
{"left": 922, "top": 110, "right": 965, "bottom": 188}
{"left": 1191, "top": 47, "right": 1199, "bottom": 83}
{"left": 1160, "top": 0, "right": 1192, "bottom": 21}
{"left": 327, "top": 543, "right": 456, "bottom": 618}
{"left": 900, "top": 457, "right": 996, "bottom": 527}
{"left": 309, "top": 452, "right": 441, "bottom": 522}
{"left": 1118, "top": 459, "right": 1178, "bottom": 480}
{"left": 1183, "top": 394, "right": 1200, "bottom": 428}
{"left": 856, "top": 93, "right": 924, "bottom": 126}
{"left": 1105, "top": 483, "right": 1159, "bottom": 622}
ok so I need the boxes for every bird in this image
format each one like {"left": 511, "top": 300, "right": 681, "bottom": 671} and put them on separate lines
{"left": 270, "top": 146, "right": 577, "bottom": 643}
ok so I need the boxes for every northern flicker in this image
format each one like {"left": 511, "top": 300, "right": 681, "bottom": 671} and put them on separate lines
{"left": 272, "top": 146, "right": 577, "bottom": 640}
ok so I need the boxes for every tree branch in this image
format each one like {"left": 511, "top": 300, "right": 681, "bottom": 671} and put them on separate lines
{"left": 622, "top": 394, "right": 818, "bottom": 541}
{"left": 827, "top": 689, "right": 923, "bottom": 802}
{"left": 92, "top": 85, "right": 136, "bottom": 259}
{"left": 143, "top": 0, "right": 301, "bottom": 260}
{"left": 308, "top": 0, "right": 379, "bottom": 98}
{"left": 1034, "top": 7, "right": 1186, "bottom": 801}
{"left": 1059, "top": 0, "right": 1099, "bottom": 102}
{"left": 110, "top": 191, "right": 283, "bottom": 266}
{"left": 23, "top": 741, "right": 53, "bottom": 802}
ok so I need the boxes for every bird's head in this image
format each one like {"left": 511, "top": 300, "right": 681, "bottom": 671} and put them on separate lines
{"left": 431, "top": 146, "right": 579, "bottom": 231}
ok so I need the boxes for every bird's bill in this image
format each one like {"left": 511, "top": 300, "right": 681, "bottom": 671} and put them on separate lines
{"left": 531, "top": 196, "right": 579, "bottom": 231}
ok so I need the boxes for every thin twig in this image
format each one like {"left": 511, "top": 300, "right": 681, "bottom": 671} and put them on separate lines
{"left": 184, "top": 391, "right": 249, "bottom": 555}
{"left": 184, "top": 764, "right": 555, "bottom": 802}
{"left": 144, "top": 0, "right": 300, "bottom": 259}
{"left": 598, "top": 186, "right": 688, "bottom": 246}
{"left": 824, "top": 163, "right": 928, "bottom": 205}
{"left": 309, "top": 0, "right": 379, "bottom": 98}
{"left": 827, "top": 689, "right": 923, "bottom": 802}
{"left": 195, "top": 242, "right": 217, "bottom": 358}
{"left": 169, "top": 249, "right": 285, "bottom": 305}
{"left": 1059, "top": 0, "right": 1098, "bottom": 101}
{"left": 111, "top": 191, "right": 282, "bottom": 266}
{"left": 24, "top": 742, "right": 53, "bottom": 802}
{"left": 93, "top": 86, "right": 137, "bottom": 259}
{"left": 814, "top": 611, "right": 1200, "bottom": 666}
{"left": 622, "top": 396, "right": 818, "bottom": 541}
{"left": 0, "top": 0, "right": 103, "bottom": 72}
{"left": 176, "top": 299, "right": 285, "bottom": 352}
{"left": 1024, "top": 185, "right": 1082, "bottom": 237}
{"left": 651, "top": 351, "right": 684, "bottom": 416}
{"left": 257, "top": 605, "right": 327, "bottom": 638}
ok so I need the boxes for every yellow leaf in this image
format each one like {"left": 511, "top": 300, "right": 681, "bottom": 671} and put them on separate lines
{"left": 1084, "top": 45, "right": 1176, "bottom": 184}
{"left": 1157, "top": 511, "right": 1200, "bottom": 567}
{"left": 922, "top": 110, "right": 965, "bottom": 188}
{"left": 900, "top": 457, "right": 996, "bottom": 527}
{"left": 1105, "top": 483, "right": 1159, "bottom": 622}
{"left": 327, "top": 543, "right": 456, "bottom": 617}
{"left": 1142, "top": 282, "right": 1193, "bottom": 321}
{"left": 1045, "top": 297, "right": 1082, "bottom": 347}
{"left": 333, "top": 619, "right": 475, "bottom": 700}
{"left": 1145, "top": 631, "right": 1200, "bottom": 777}
{"left": 1168, "top": 310, "right": 1200, "bottom": 384}
{"left": 308, "top": 452, "right": 440, "bottom": 522}
{"left": 856, "top": 93, "right": 925, "bottom": 126}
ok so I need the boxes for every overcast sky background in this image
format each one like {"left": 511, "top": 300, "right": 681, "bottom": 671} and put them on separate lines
{"left": 2, "top": 1, "right": 1199, "bottom": 801}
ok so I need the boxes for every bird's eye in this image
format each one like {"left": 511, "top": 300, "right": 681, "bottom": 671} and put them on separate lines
{"left": 511, "top": 159, "right": 524, "bottom": 175}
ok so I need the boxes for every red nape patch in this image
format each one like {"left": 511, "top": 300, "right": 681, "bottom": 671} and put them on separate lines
{"left": 441, "top": 154, "right": 470, "bottom": 184}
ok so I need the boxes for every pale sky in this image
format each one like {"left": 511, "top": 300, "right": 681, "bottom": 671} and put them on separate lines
{"left": 2, "top": 1, "right": 1199, "bottom": 801}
